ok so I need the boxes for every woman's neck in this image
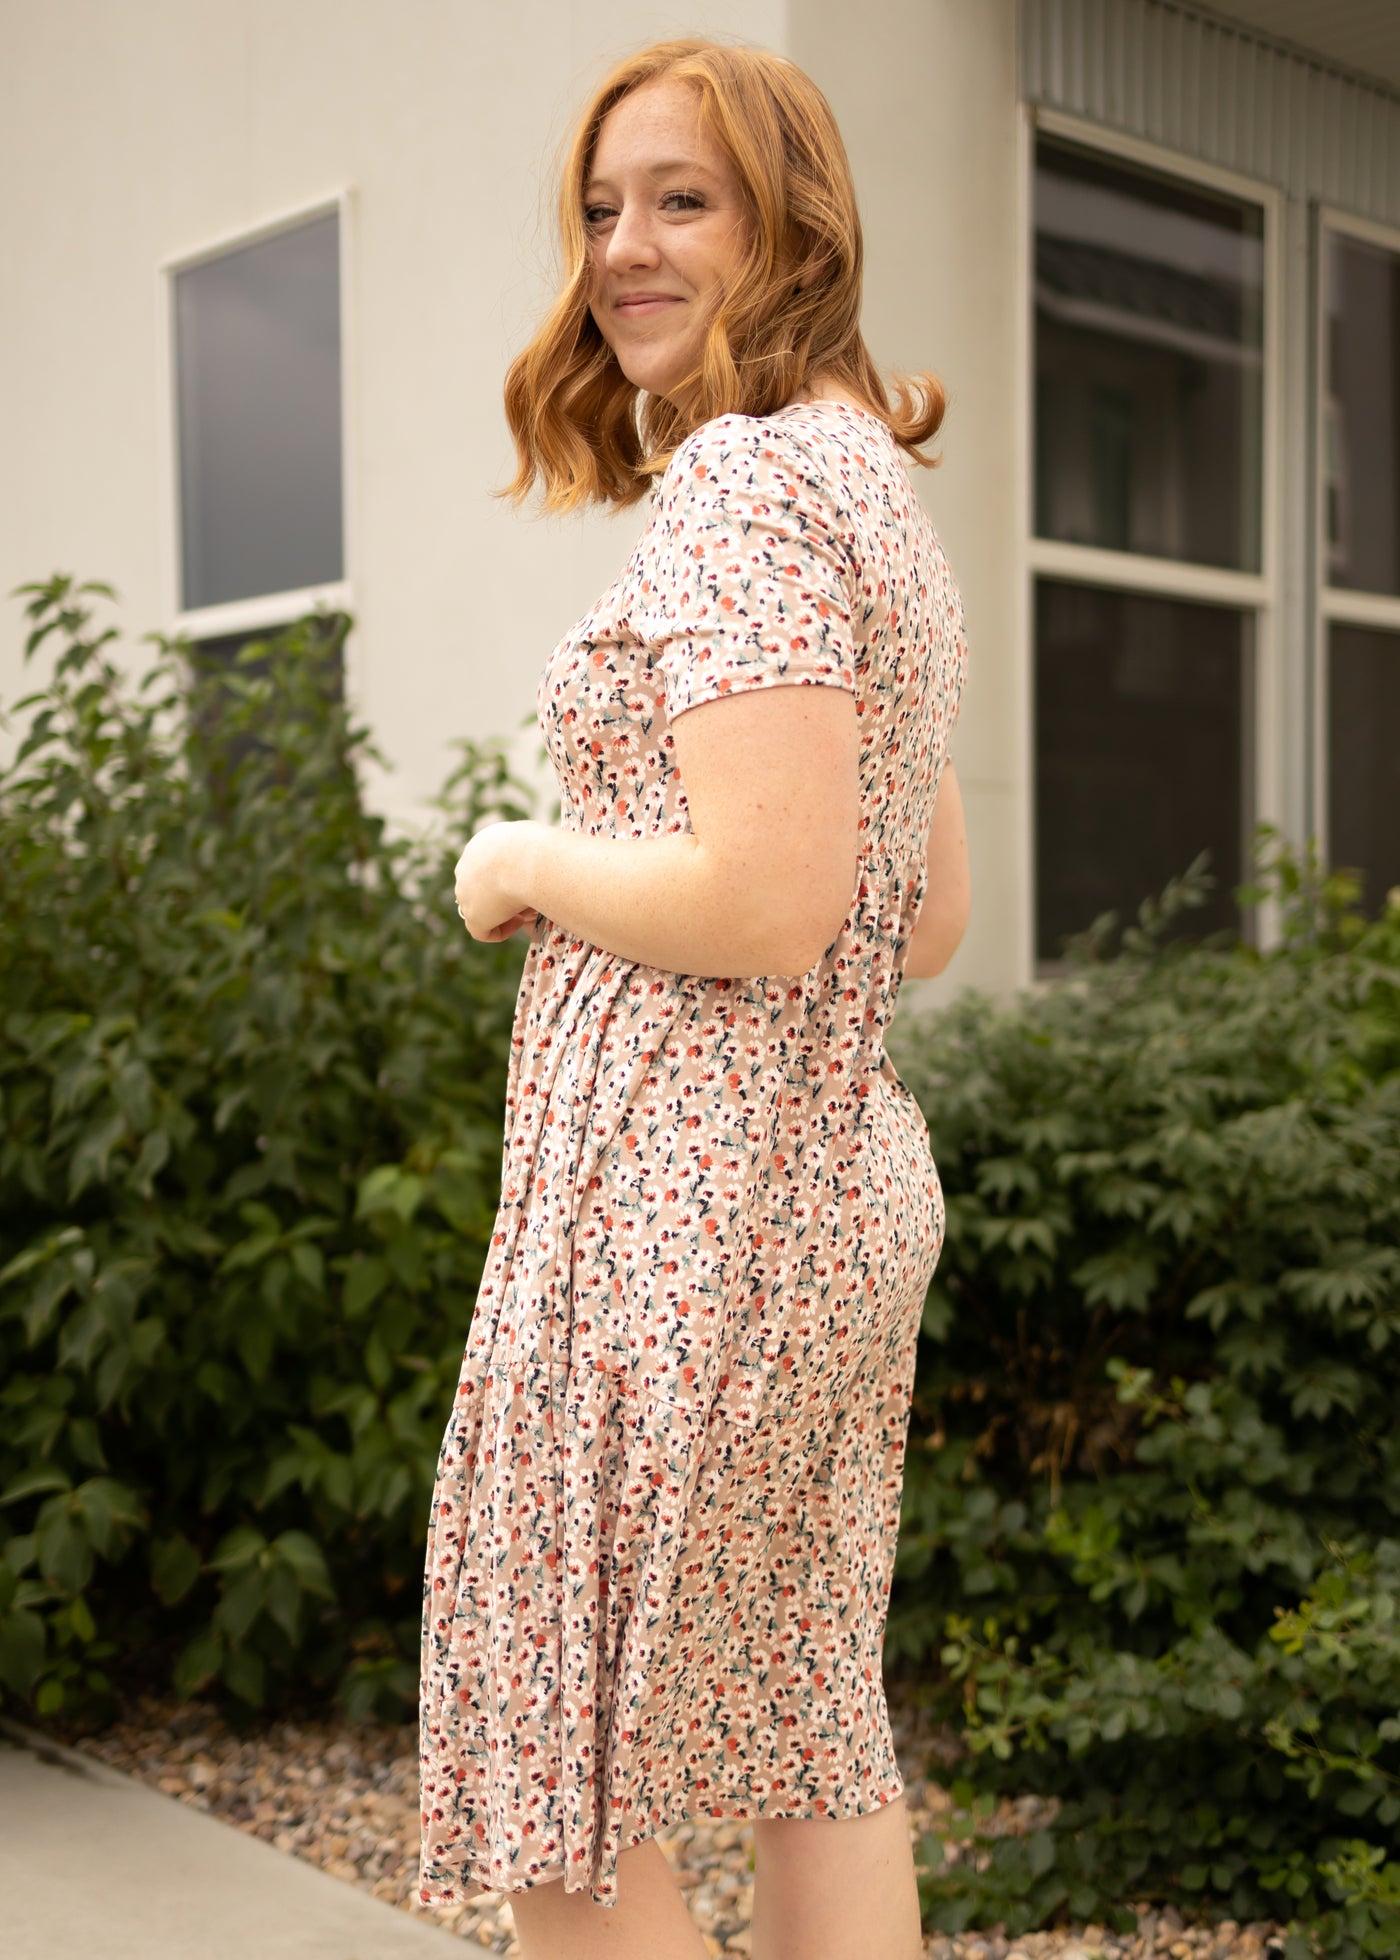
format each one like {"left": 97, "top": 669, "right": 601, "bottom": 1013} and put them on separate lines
{"left": 790, "top": 378, "right": 874, "bottom": 415}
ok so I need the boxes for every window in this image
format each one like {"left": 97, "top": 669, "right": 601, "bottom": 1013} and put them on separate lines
{"left": 171, "top": 207, "right": 345, "bottom": 617}
{"left": 189, "top": 614, "right": 348, "bottom": 728}
{"left": 1035, "top": 139, "right": 1265, "bottom": 572}
{"left": 1031, "top": 127, "right": 1270, "bottom": 964}
{"left": 1035, "top": 583, "right": 1253, "bottom": 956}
{"left": 1320, "top": 220, "right": 1400, "bottom": 913}
{"left": 1328, "top": 626, "right": 1400, "bottom": 909}
{"left": 186, "top": 612, "right": 352, "bottom": 810}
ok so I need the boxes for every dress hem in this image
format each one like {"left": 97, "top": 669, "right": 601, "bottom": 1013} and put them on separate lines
{"left": 418, "top": 1771, "right": 908, "bottom": 1910}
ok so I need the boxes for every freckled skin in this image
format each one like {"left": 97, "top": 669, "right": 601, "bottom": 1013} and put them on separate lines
{"left": 584, "top": 79, "right": 751, "bottom": 406}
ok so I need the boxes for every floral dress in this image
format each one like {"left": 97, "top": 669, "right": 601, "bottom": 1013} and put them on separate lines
{"left": 419, "top": 398, "right": 968, "bottom": 1909}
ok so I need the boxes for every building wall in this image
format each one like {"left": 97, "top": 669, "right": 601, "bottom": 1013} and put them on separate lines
{"left": 0, "top": 0, "right": 776, "bottom": 815}
{"left": 788, "top": 0, "right": 1026, "bottom": 1007}
{"left": 6, "top": 3, "right": 1398, "bottom": 1005}
{"left": 0, "top": 0, "right": 1026, "bottom": 1000}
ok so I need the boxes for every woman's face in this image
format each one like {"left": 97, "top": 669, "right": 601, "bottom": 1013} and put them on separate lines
{"left": 584, "top": 79, "right": 750, "bottom": 405}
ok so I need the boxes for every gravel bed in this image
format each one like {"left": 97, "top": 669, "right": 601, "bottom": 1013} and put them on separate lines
{"left": 36, "top": 1675, "right": 1295, "bottom": 1958}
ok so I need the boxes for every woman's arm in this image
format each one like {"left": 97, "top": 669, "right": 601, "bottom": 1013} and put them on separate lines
{"left": 902, "top": 761, "right": 970, "bottom": 979}
{"left": 458, "top": 680, "right": 861, "bottom": 980}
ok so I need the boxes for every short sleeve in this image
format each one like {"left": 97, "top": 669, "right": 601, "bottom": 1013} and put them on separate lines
{"left": 639, "top": 418, "right": 858, "bottom": 723}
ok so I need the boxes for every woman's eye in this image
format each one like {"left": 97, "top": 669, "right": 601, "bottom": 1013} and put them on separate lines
{"left": 583, "top": 191, "right": 704, "bottom": 230}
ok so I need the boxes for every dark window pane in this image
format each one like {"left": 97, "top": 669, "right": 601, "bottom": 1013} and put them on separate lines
{"left": 1328, "top": 624, "right": 1400, "bottom": 910}
{"left": 176, "top": 212, "right": 343, "bottom": 610}
{"left": 1034, "top": 136, "right": 1264, "bottom": 572}
{"left": 190, "top": 620, "right": 346, "bottom": 701}
{"left": 187, "top": 616, "right": 348, "bottom": 803}
{"left": 1325, "top": 232, "right": 1400, "bottom": 597}
{"left": 1035, "top": 581, "right": 1252, "bottom": 961}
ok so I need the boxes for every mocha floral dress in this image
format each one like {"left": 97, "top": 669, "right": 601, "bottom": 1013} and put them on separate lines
{"left": 419, "top": 398, "right": 968, "bottom": 1909}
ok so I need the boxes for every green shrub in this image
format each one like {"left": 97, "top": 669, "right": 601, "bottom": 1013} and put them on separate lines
{"left": 0, "top": 575, "right": 540, "bottom": 1721}
{"left": 886, "top": 856, "right": 1400, "bottom": 1957}
{"left": 6, "top": 574, "right": 1399, "bottom": 1956}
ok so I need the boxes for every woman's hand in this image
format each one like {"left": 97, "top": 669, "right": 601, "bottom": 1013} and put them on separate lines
{"left": 454, "top": 820, "right": 543, "bottom": 942}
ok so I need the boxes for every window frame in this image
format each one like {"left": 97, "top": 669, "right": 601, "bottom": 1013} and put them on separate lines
{"left": 1313, "top": 202, "right": 1400, "bottom": 875}
{"left": 156, "top": 189, "right": 357, "bottom": 672}
{"left": 1024, "top": 106, "right": 1284, "bottom": 974}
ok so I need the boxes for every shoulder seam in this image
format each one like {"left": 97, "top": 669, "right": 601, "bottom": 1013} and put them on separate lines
{"left": 662, "top": 413, "right": 857, "bottom": 566}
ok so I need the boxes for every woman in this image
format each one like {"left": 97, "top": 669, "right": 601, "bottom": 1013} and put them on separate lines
{"left": 420, "top": 37, "right": 970, "bottom": 1960}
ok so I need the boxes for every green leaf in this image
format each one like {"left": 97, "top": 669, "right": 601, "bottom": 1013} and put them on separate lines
{"left": 207, "top": 1527, "right": 266, "bottom": 1573}
{"left": 357, "top": 1166, "right": 425, "bottom": 1224}
{"left": 215, "top": 1566, "right": 267, "bottom": 1645}
{"left": 72, "top": 1478, "right": 144, "bottom": 1557}
{"left": 920, "top": 1285, "right": 953, "bottom": 1341}
{"left": 23, "top": 1259, "right": 84, "bottom": 1346}
{"left": 290, "top": 1241, "right": 324, "bottom": 1294}
{"left": 1071, "top": 1248, "right": 1159, "bottom": 1313}
{"left": 2, "top": 1535, "right": 37, "bottom": 1576}
{"left": 1, "top": 1467, "right": 73, "bottom": 1507}
{"left": 263, "top": 1565, "right": 301, "bottom": 1642}
{"left": 221, "top": 1641, "right": 266, "bottom": 1707}
{"left": 0, "top": 1607, "right": 46, "bottom": 1694}
{"left": 218, "top": 1232, "right": 280, "bottom": 1276}
{"left": 151, "top": 1533, "right": 202, "bottom": 1606}
{"left": 272, "top": 1530, "right": 334, "bottom": 1599}
{"left": 37, "top": 1512, "right": 93, "bottom": 1594}
{"left": 132, "top": 1127, "right": 171, "bottom": 1189}
{"left": 66, "top": 1417, "right": 108, "bottom": 1471}
{"left": 68, "top": 1108, "right": 129, "bottom": 1201}
{"left": 364, "top": 1329, "right": 393, "bottom": 1391}
{"left": 173, "top": 1628, "right": 222, "bottom": 1698}
{"left": 236, "top": 1313, "right": 275, "bottom": 1383}
{"left": 1027, "top": 1829, "right": 1056, "bottom": 1877}
{"left": 343, "top": 1255, "right": 389, "bottom": 1319}
{"left": 0, "top": 1226, "right": 84, "bottom": 1291}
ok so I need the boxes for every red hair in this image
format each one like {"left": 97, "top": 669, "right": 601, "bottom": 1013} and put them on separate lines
{"left": 502, "top": 37, "right": 946, "bottom": 511}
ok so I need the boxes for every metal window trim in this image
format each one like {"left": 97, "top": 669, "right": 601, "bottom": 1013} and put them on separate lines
{"left": 1314, "top": 202, "right": 1400, "bottom": 868}
{"left": 1028, "top": 537, "right": 1268, "bottom": 607}
{"left": 1324, "top": 591, "right": 1400, "bottom": 633}
{"left": 1015, "top": 100, "right": 1038, "bottom": 988}
{"left": 1319, "top": 203, "right": 1400, "bottom": 265}
{"left": 171, "top": 583, "right": 356, "bottom": 646}
{"left": 1312, "top": 197, "right": 1328, "bottom": 865}
{"left": 1034, "top": 98, "right": 1283, "bottom": 211}
{"left": 156, "top": 187, "right": 358, "bottom": 702}
{"left": 158, "top": 192, "right": 346, "bottom": 279}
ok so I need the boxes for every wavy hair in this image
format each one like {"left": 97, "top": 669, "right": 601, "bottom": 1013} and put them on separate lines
{"left": 502, "top": 38, "right": 946, "bottom": 510}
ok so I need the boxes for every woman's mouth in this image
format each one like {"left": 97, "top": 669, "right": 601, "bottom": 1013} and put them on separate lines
{"left": 614, "top": 293, "right": 682, "bottom": 317}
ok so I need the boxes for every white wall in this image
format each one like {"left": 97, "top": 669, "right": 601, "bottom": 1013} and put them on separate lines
{"left": 0, "top": 0, "right": 1028, "bottom": 994}
{"left": 790, "top": 0, "right": 1027, "bottom": 1006}
{"left": 0, "top": 0, "right": 780, "bottom": 807}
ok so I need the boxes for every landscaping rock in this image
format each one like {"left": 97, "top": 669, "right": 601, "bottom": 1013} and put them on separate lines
{"left": 35, "top": 1679, "right": 1295, "bottom": 1958}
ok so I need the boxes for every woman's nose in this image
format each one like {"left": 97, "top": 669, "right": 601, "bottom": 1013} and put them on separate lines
{"left": 605, "top": 203, "right": 660, "bottom": 272}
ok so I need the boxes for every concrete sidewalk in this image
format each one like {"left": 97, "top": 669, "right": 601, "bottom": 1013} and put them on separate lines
{"left": 0, "top": 1720, "right": 470, "bottom": 1959}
